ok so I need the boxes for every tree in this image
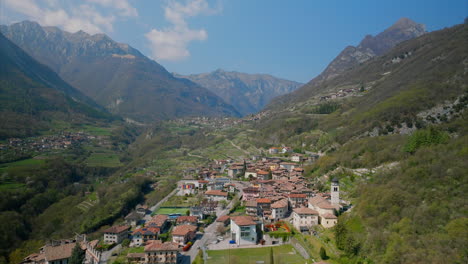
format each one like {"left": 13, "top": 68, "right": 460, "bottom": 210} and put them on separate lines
{"left": 69, "top": 243, "right": 85, "bottom": 264}
{"left": 320, "top": 246, "right": 328, "bottom": 260}
{"left": 122, "top": 238, "right": 130, "bottom": 247}
{"left": 186, "top": 210, "right": 190, "bottom": 216}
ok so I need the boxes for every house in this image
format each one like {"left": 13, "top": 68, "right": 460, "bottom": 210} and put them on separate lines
{"left": 198, "top": 180, "right": 209, "bottom": 189}
{"left": 102, "top": 225, "right": 130, "bottom": 244}
{"left": 176, "top": 216, "right": 198, "bottom": 225}
{"left": 227, "top": 165, "right": 244, "bottom": 177}
{"left": 125, "top": 211, "right": 143, "bottom": 226}
{"left": 288, "top": 193, "right": 307, "bottom": 208}
{"left": 205, "top": 190, "right": 228, "bottom": 201}
{"left": 282, "top": 147, "right": 293, "bottom": 154}
{"left": 44, "top": 243, "right": 75, "bottom": 264}
{"left": 132, "top": 227, "right": 161, "bottom": 246}
{"left": 245, "top": 200, "right": 258, "bottom": 216}
{"left": 256, "top": 170, "right": 270, "bottom": 180}
{"left": 256, "top": 198, "right": 271, "bottom": 212}
{"left": 308, "top": 195, "right": 340, "bottom": 228}
{"left": 189, "top": 206, "right": 204, "bottom": 219}
{"left": 147, "top": 215, "right": 169, "bottom": 231}
{"left": 225, "top": 183, "right": 236, "bottom": 193}
{"left": 216, "top": 215, "right": 230, "bottom": 226}
{"left": 292, "top": 207, "right": 319, "bottom": 232}
{"left": 142, "top": 240, "right": 180, "bottom": 264}
{"left": 244, "top": 170, "right": 258, "bottom": 179}
{"left": 268, "top": 147, "right": 279, "bottom": 154}
{"left": 242, "top": 187, "right": 260, "bottom": 201}
{"left": 136, "top": 204, "right": 148, "bottom": 215}
{"left": 291, "top": 154, "right": 304, "bottom": 163}
{"left": 279, "top": 162, "right": 296, "bottom": 172}
{"left": 271, "top": 199, "right": 289, "bottom": 221}
{"left": 172, "top": 225, "right": 197, "bottom": 245}
{"left": 321, "top": 214, "right": 338, "bottom": 228}
{"left": 230, "top": 216, "right": 258, "bottom": 246}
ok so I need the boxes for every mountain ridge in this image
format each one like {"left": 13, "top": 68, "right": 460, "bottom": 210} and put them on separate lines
{"left": 1, "top": 21, "right": 240, "bottom": 122}
{"left": 175, "top": 69, "right": 303, "bottom": 116}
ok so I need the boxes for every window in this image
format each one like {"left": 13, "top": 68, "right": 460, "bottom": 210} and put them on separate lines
{"left": 333, "top": 187, "right": 338, "bottom": 192}
{"left": 240, "top": 226, "right": 251, "bottom": 238}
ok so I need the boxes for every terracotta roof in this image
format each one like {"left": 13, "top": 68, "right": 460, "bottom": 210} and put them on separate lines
{"left": 102, "top": 225, "right": 129, "bottom": 234}
{"left": 144, "top": 240, "right": 180, "bottom": 251}
{"left": 176, "top": 216, "right": 198, "bottom": 224}
{"left": 132, "top": 227, "right": 160, "bottom": 236}
{"left": 256, "top": 198, "right": 271, "bottom": 204}
{"left": 205, "top": 190, "right": 228, "bottom": 196}
{"left": 257, "top": 170, "right": 270, "bottom": 175}
{"left": 309, "top": 195, "right": 338, "bottom": 210}
{"left": 148, "top": 215, "right": 168, "bottom": 227}
{"left": 289, "top": 193, "right": 307, "bottom": 198}
{"left": 271, "top": 199, "right": 288, "bottom": 209}
{"left": 245, "top": 200, "right": 257, "bottom": 207}
{"left": 293, "top": 207, "right": 318, "bottom": 215}
{"left": 231, "top": 216, "right": 256, "bottom": 226}
{"left": 198, "top": 180, "right": 209, "bottom": 183}
{"left": 44, "top": 243, "right": 75, "bottom": 261}
{"left": 172, "top": 225, "right": 197, "bottom": 236}
{"left": 322, "top": 213, "right": 337, "bottom": 219}
{"left": 216, "top": 215, "right": 230, "bottom": 222}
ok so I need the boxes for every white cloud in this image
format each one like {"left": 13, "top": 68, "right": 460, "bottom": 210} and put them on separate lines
{"left": 3, "top": 0, "right": 136, "bottom": 34}
{"left": 146, "top": 0, "right": 220, "bottom": 61}
{"left": 86, "top": 0, "right": 138, "bottom": 17}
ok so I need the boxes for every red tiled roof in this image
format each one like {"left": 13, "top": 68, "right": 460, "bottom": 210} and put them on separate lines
{"left": 144, "top": 240, "right": 180, "bottom": 251}
{"left": 293, "top": 207, "right": 318, "bottom": 215}
{"left": 257, "top": 170, "right": 270, "bottom": 175}
{"left": 256, "top": 198, "right": 271, "bottom": 204}
{"left": 176, "top": 216, "right": 198, "bottom": 224}
{"left": 289, "top": 193, "right": 307, "bottom": 198}
{"left": 231, "top": 216, "right": 256, "bottom": 226}
{"left": 132, "top": 227, "right": 160, "bottom": 236}
{"left": 322, "top": 213, "right": 337, "bottom": 219}
{"left": 271, "top": 199, "right": 288, "bottom": 209}
{"left": 148, "top": 215, "right": 168, "bottom": 227}
{"left": 216, "top": 215, "right": 230, "bottom": 222}
{"left": 198, "top": 180, "right": 209, "bottom": 183}
{"left": 44, "top": 243, "right": 75, "bottom": 261}
{"left": 172, "top": 225, "right": 197, "bottom": 236}
{"left": 102, "top": 225, "right": 129, "bottom": 234}
{"left": 205, "top": 190, "right": 228, "bottom": 196}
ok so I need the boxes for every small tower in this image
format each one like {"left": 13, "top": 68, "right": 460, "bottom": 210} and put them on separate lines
{"left": 331, "top": 177, "right": 340, "bottom": 205}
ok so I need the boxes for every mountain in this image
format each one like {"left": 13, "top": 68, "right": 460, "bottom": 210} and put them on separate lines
{"left": 0, "top": 32, "right": 113, "bottom": 139}
{"left": 0, "top": 21, "right": 240, "bottom": 122}
{"left": 315, "top": 17, "right": 425, "bottom": 84}
{"left": 267, "top": 18, "right": 426, "bottom": 109}
{"left": 175, "top": 69, "right": 302, "bottom": 116}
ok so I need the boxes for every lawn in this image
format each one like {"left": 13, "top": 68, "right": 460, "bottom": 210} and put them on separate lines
{"left": 206, "top": 245, "right": 309, "bottom": 264}
{"left": 154, "top": 207, "right": 190, "bottom": 215}
{"left": 85, "top": 153, "right": 121, "bottom": 167}
{"left": 161, "top": 195, "right": 199, "bottom": 207}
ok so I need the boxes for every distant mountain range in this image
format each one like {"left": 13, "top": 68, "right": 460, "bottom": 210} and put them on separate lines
{"left": 175, "top": 69, "right": 302, "bottom": 116}
{"left": 268, "top": 18, "right": 426, "bottom": 108}
{"left": 0, "top": 32, "right": 112, "bottom": 139}
{"left": 0, "top": 21, "right": 240, "bottom": 122}
{"left": 311, "top": 17, "right": 426, "bottom": 84}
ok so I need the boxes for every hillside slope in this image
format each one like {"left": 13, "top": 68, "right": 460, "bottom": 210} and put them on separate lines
{"left": 175, "top": 69, "right": 302, "bottom": 116}
{"left": 0, "top": 21, "right": 240, "bottom": 122}
{"left": 0, "top": 32, "right": 113, "bottom": 139}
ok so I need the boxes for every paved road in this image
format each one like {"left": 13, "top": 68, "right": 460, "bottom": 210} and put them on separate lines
{"left": 100, "top": 244, "right": 121, "bottom": 264}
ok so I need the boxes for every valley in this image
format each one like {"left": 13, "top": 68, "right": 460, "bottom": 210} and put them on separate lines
{"left": 0, "top": 5, "right": 467, "bottom": 264}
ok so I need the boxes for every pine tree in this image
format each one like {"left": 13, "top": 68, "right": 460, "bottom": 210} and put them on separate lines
{"left": 69, "top": 243, "right": 85, "bottom": 264}
{"left": 320, "top": 246, "right": 328, "bottom": 260}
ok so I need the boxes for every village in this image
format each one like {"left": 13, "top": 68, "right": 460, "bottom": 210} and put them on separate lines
{"left": 20, "top": 146, "right": 350, "bottom": 264}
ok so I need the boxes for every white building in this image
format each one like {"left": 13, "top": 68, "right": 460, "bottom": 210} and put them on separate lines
{"left": 292, "top": 207, "right": 319, "bottom": 232}
{"left": 230, "top": 216, "right": 258, "bottom": 246}
{"left": 204, "top": 190, "right": 228, "bottom": 201}
{"left": 102, "top": 225, "right": 129, "bottom": 244}
{"left": 271, "top": 199, "right": 289, "bottom": 221}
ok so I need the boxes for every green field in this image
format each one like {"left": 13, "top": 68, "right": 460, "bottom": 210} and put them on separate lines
{"left": 85, "top": 153, "right": 121, "bottom": 167}
{"left": 154, "top": 207, "right": 190, "bottom": 215}
{"left": 206, "top": 245, "right": 308, "bottom": 264}
{"left": 0, "top": 158, "right": 46, "bottom": 173}
{"left": 81, "top": 125, "right": 112, "bottom": 136}
{"left": 0, "top": 182, "right": 26, "bottom": 191}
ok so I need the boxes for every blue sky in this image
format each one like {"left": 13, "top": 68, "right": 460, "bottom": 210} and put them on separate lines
{"left": 1, "top": 0, "right": 467, "bottom": 82}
